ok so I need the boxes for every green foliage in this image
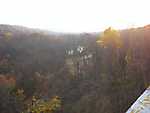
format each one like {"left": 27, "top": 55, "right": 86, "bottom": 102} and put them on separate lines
{"left": 4, "top": 32, "right": 13, "bottom": 41}
{"left": 125, "top": 49, "right": 133, "bottom": 64}
{"left": 0, "top": 57, "right": 14, "bottom": 74}
{"left": 0, "top": 86, "right": 26, "bottom": 113}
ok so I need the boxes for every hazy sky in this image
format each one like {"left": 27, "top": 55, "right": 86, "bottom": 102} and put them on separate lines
{"left": 0, "top": 0, "right": 150, "bottom": 32}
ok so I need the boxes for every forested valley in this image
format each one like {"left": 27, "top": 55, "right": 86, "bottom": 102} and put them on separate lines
{"left": 0, "top": 24, "right": 150, "bottom": 113}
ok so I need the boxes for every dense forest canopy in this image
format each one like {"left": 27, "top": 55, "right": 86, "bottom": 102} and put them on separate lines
{"left": 0, "top": 24, "right": 150, "bottom": 113}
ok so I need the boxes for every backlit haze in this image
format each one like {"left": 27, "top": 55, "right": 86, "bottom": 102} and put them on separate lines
{"left": 0, "top": 0, "right": 150, "bottom": 33}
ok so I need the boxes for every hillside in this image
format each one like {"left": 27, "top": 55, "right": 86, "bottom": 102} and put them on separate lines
{"left": 0, "top": 24, "right": 150, "bottom": 113}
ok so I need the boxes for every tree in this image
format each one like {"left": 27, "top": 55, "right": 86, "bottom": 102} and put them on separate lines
{"left": 97, "top": 27, "right": 122, "bottom": 48}
{"left": 26, "top": 96, "right": 61, "bottom": 113}
{"left": 97, "top": 28, "right": 128, "bottom": 113}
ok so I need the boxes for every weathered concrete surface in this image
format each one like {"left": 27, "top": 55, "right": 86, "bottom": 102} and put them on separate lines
{"left": 126, "top": 87, "right": 150, "bottom": 113}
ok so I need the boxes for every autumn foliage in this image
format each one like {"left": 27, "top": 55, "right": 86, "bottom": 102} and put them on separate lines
{"left": 0, "top": 25, "right": 150, "bottom": 113}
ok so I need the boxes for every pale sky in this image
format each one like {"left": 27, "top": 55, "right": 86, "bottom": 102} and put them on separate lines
{"left": 0, "top": 0, "right": 150, "bottom": 33}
